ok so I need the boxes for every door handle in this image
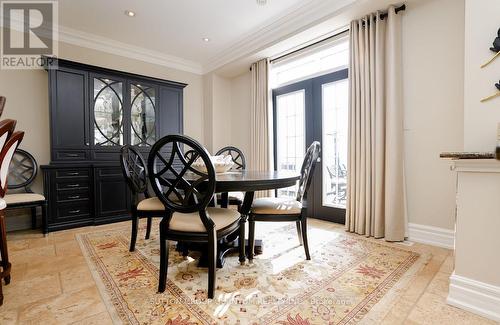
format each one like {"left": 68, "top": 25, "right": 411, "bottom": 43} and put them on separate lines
{"left": 68, "top": 209, "right": 81, "bottom": 214}
{"left": 68, "top": 195, "right": 80, "bottom": 199}
{"left": 67, "top": 184, "right": 80, "bottom": 188}
{"left": 67, "top": 172, "right": 79, "bottom": 176}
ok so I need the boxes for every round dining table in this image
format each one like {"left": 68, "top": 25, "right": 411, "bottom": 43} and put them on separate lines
{"left": 183, "top": 170, "right": 300, "bottom": 268}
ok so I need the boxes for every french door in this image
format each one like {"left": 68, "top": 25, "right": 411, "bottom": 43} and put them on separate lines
{"left": 272, "top": 69, "right": 348, "bottom": 223}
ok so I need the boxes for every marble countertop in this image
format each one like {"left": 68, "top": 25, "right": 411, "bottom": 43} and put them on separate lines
{"left": 440, "top": 152, "right": 495, "bottom": 159}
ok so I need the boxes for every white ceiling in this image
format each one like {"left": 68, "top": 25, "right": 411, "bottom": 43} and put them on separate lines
{"left": 57, "top": 0, "right": 356, "bottom": 74}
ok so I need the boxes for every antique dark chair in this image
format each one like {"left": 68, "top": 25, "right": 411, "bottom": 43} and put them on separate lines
{"left": 120, "top": 145, "right": 165, "bottom": 252}
{"left": 0, "top": 120, "right": 16, "bottom": 150}
{"left": 215, "top": 146, "right": 246, "bottom": 209}
{"left": 4, "top": 149, "right": 47, "bottom": 231}
{"left": 148, "top": 135, "right": 245, "bottom": 298}
{"left": 0, "top": 96, "right": 5, "bottom": 118}
{"left": 0, "top": 131, "right": 25, "bottom": 306}
{"left": 248, "top": 141, "right": 321, "bottom": 261}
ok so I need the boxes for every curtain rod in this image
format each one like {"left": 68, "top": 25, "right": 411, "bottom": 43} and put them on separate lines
{"left": 249, "top": 3, "right": 406, "bottom": 71}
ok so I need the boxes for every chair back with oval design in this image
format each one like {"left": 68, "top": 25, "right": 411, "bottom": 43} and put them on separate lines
{"left": 215, "top": 146, "right": 246, "bottom": 170}
{"left": 148, "top": 134, "right": 216, "bottom": 216}
{"left": 7, "top": 149, "right": 38, "bottom": 192}
{"left": 296, "top": 141, "right": 321, "bottom": 203}
{"left": 0, "top": 131, "right": 24, "bottom": 198}
{"left": 120, "top": 145, "right": 148, "bottom": 196}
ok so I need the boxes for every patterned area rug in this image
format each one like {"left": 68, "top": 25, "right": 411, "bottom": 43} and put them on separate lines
{"left": 77, "top": 221, "right": 425, "bottom": 324}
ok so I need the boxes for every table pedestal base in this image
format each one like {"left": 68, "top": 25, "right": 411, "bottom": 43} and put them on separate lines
{"left": 176, "top": 239, "right": 262, "bottom": 268}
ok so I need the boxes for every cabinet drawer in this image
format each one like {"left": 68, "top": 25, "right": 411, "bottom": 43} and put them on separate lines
{"left": 56, "top": 202, "right": 90, "bottom": 220}
{"left": 57, "top": 189, "right": 89, "bottom": 202}
{"left": 54, "top": 150, "right": 89, "bottom": 161}
{"left": 56, "top": 169, "right": 90, "bottom": 179}
{"left": 56, "top": 181, "right": 89, "bottom": 190}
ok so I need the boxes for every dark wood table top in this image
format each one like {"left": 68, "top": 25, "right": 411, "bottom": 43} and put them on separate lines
{"left": 213, "top": 170, "right": 300, "bottom": 192}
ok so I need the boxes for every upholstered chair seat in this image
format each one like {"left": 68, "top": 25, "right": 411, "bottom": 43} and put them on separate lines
{"left": 227, "top": 191, "right": 244, "bottom": 201}
{"left": 4, "top": 193, "right": 45, "bottom": 205}
{"left": 137, "top": 197, "right": 164, "bottom": 211}
{"left": 251, "top": 197, "right": 302, "bottom": 215}
{"left": 169, "top": 208, "right": 240, "bottom": 232}
{"left": 0, "top": 198, "right": 6, "bottom": 210}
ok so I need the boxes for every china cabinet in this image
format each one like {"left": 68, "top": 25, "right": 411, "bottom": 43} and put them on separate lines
{"left": 41, "top": 58, "right": 186, "bottom": 232}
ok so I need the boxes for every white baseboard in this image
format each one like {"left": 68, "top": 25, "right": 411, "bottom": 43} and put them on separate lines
{"left": 407, "top": 223, "right": 455, "bottom": 249}
{"left": 447, "top": 273, "right": 500, "bottom": 322}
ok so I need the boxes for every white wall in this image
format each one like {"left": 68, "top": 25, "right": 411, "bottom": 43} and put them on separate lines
{"left": 226, "top": 0, "right": 465, "bottom": 231}
{"left": 403, "top": 0, "right": 464, "bottom": 230}
{"left": 463, "top": 0, "right": 500, "bottom": 151}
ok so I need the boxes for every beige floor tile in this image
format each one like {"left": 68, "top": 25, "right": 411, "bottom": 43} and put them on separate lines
{"left": 426, "top": 271, "right": 450, "bottom": 299}
{"left": 69, "top": 311, "right": 114, "bottom": 325}
{"left": 439, "top": 254, "right": 455, "bottom": 274}
{"left": 24, "top": 255, "right": 87, "bottom": 278}
{"left": 60, "top": 265, "right": 95, "bottom": 293}
{"left": 9, "top": 244, "right": 56, "bottom": 264}
{"left": 407, "top": 292, "right": 497, "bottom": 325}
{"left": 17, "top": 286, "right": 106, "bottom": 324}
{"left": 400, "top": 256, "right": 444, "bottom": 303}
{"left": 381, "top": 297, "right": 415, "bottom": 324}
{"left": 2, "top": 273, "right": 62, "bottom": 309}
{"left": 55, "top": 240, "right": 83, "bottom": 256}
{"left": 0, "top": 307, "right": 18, "bottom": 325}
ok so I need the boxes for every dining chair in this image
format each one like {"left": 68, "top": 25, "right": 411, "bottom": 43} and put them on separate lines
{"left": 248, "top": 141, "right": 321, "bottom": 261}
{"left": 0, "top": 130, "right": 24, "bottom": 306}
{"left": 0, "top": 120, "right": 16, "bottom": 152}
{"left": 4, "top": 149, "right": 47, "bottom": 231}
{"left": 215, "top": 146, "right": 246, "bottom": 209}
{"left": 148, "top": 134, "right": 245, "bottom": 298}
{"left": 120, "top": 145, "right": 165, "bottom": 252}
{"left": 0, "top": 97, "right": 5, "bottom": 118}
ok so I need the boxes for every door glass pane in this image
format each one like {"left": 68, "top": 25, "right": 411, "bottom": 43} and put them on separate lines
{"left": 93, "top": 78, "right": 123, "bottom": 146}
{"left": 130, "top": 84, "right": 156, "bottom": 146}
{"left": 322, "top": 79, "right": 348, "bottom": 208}
{"left": 276, "top": 89, "right": 305, "bottom": 198}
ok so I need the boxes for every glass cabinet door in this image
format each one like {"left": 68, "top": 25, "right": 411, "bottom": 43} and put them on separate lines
{"left": 130, "top": 84, "right": 156, "bottom": 146}
{"left": 93, "top": 77, "right": 124, "bottom": 146}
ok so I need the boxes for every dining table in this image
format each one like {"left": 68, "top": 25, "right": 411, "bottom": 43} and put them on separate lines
{"left": 180, "top": 170, "right": 300, "bottom": 268}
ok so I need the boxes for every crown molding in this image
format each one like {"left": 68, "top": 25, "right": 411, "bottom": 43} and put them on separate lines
{"left": 3, "top": 17, "right": 203, "bottom": 74}
{"left": 201, "top": 0, "right": 355, "bottom": 74}
{"left": 58, "top": 26, "right": 204, "bottom": 75}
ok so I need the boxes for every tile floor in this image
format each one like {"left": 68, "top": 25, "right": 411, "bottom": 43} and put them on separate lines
{"left": 0, "top": 219, "right": 497, "bottom": 325}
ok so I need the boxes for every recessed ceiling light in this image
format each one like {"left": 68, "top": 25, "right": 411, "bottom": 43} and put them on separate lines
{"left": 256, "top": 0, "right": 267, "bottom": 5}
{"left": 125, "top": 10, "right": 136, "bottom": 17}
{"left": 202, "top": 38, "right": 210, "bottom": 42}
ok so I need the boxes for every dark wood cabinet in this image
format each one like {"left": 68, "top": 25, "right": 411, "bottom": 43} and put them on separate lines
{"left": 41, "top": 58, "right": 186, "bottom": 233}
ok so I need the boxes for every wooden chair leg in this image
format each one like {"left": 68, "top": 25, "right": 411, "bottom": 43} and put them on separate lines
{"left": 238, "top": 216, "right": 246, "bottom": 265}
{"left": 42, "top": 202, "right": 48, "bottom": 234}
{"left": 0, "top": 211, "right": 11, "bottom": 284}
{"left": 158, "top": 218, "right": 169, "bottom": 293}
{"left": 296, "top": 220, "right": 303, "bottom": 245}
{"left": 248, "top": 219, "right": 255, "bottom": 261}
{"left": 207, "top": 228, "right": 217, "bottom": 299}
{"left": 301, "top": 218, "right": 311, "bottom": 260}
{"left": 145, "top": 217, "right": 152, "bottom": 240}
{"left": 0, "top": 275, "right": 3, "bottom": 306}
{"left": 129, "top": 211, "right": 139, "bottom": 252}
{"left": 30, "top": 206, "right": 37, "bottom": 229}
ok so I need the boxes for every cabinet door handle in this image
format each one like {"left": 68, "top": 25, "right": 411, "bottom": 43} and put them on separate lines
{"left": 67, "top": 172, "right": 79, "bottom": 176}
{"left": 68, "top": 209, "right": 81, "bottom": 214}
{"left": 65, "top": 154, "right": 79, "bottom": 157}
{"left": 67, "top": 195, "right": 80, "bottom": 199}
{"left": 66, "top": 184, "right": 80, "bottom": 188}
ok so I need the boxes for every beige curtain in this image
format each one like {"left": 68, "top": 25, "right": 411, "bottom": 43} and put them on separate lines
{"left": 250, "top": 59, "right": 271, "bottom": 198}
{"left": 346, "top": 6, "right": 405, "bottom": 241}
